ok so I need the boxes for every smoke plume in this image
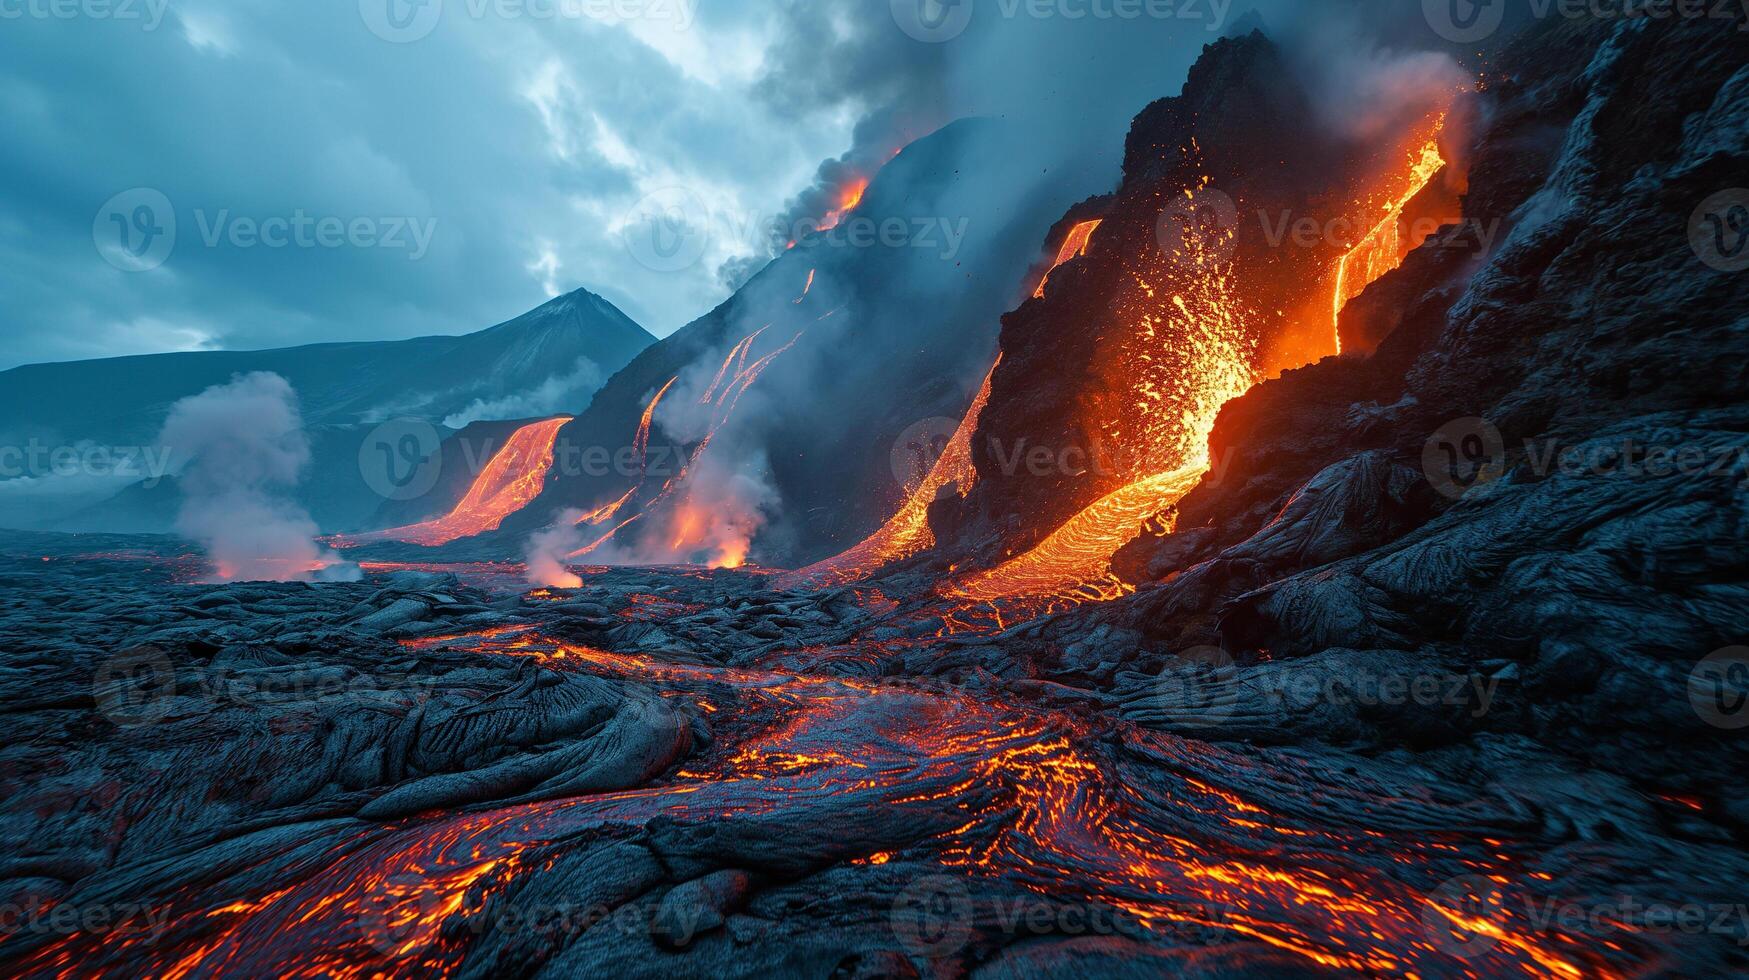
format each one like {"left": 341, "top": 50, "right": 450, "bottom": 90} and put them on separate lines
{"left": 443, "top": 356, "right": 606, "bottom": 429}
{"left": 159, "top": 372, "right": 358, "bottom": 583}
{"left": 525, "top": 509, "right": 587, "bottom": 588}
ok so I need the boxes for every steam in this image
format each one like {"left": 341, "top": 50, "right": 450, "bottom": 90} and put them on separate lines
{"left": 158, "top": 372, "right": 358, "bottom": 583}
{"left": 442, "top": 355, "right": 605, "bottom": 429}
{"left": 624, "top": 321, "right": 791, "bottom": 568}
{"left": 601, "top": 1, "right": 1484, "bottom": 566}
{"left": 525, "top": 509, "right": 586, "bottom": 588}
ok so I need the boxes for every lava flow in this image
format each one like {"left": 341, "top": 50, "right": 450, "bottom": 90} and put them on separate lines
{"left": 1332, "top": 129, "right": 1449, "bottom": 352}
{"left": 567, "top": 323, "right": 812, "bottom": 567}
{"left": 333, "top": 416, "right": 573, "bottom": 549}
{"left": 950, "top": 119, "right": 1454, "bottom": 620}
{"left": 780, "top": 358, "right": 997, "bottom": 589}
{"left": 1034, "top": 219, "right": 1103, "bottom": 298}
{"left": 815, "top": 178, "right": 868, "bottom": 233}
{"left": 13, "top": 624, "right": 1616, "bottom": 980}
{"left": 945, "top": 179, "right": 1258, "bottom": 618}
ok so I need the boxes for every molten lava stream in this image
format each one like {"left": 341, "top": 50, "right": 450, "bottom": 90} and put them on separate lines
{"left": 333, "top": 417, "right": 573, "bottom": 549}
{"left": 945, "top": 131, "right": 1451, "bottom": 621}
{"left": 1034, "top": 219, "right": 1102, "bottom": 298}
{"left": 947, "top": 461, "right": 1206, "bottom": 619}
{"left": 779, "top": 358, "right": 998, "bottom": 590}
{"left": 16, "top": 630, "right": 1615, "bottom": 978}
{"left": 567, "top": 321, "right": 814, "bottom": 566}
{"left": 1332, "top": 135, "right": 1448, "bottom": 352}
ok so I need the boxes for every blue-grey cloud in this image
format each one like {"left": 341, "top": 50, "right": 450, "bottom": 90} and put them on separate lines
{"left": 0, "top": 0, "right": 1444, "bottom": 371}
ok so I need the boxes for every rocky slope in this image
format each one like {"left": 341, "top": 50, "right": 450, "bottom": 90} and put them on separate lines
{"left": 975, "top": 16, "right": 1749, "bottom": 822}
{"left": 505, "top": 119, "right": 1107, "bottom": 565}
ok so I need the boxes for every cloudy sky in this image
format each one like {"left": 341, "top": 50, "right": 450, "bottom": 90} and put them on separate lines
{"left": 0, "top": 0, "right": 1442, "bottom": 370}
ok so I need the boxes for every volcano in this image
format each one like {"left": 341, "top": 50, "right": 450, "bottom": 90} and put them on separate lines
{"left": 4, "top": 10, "right": 1749, "bottom": 980}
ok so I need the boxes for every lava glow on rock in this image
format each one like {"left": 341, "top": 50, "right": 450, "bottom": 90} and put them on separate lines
{"left": 12, "top": 625, "right": 1611, "bottom": 979}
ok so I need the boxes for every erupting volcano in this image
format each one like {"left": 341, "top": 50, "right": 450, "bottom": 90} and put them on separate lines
{"left": 9, "top": 11, "right": 1747, "bottom": 980}
{"left": 815, "top": 178, "right": 868, "bottom": 233}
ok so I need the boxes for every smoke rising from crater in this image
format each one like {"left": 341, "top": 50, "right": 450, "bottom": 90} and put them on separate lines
{"left": 159, "top": 372, "right": 358, "bottom": 583}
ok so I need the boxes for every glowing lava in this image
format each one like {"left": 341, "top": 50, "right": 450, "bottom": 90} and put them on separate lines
{"left": 949, "top": 462, "right": 1205, "bottom": 617}
{"left": 1034, "top": 219, "right": 1103, "bottom": 298}
{"left": 566, "top": 322, "right": 815, "bottom": 567}
{"left": 949, "top": 181, "right": 1257, "bottom": 616}
{"left": 781, "top": 358, "right": 998, "bottom": 589}
{"left": 334, "top": 417, "right": 572, "bottom": 549}
{"left": 18, "top": 627, "right": 1614, "bottom": 980}
{"left": 1332, "top": 132, "right": 1448, "bottom": 353}
{"left": 816, "top": 178, "right": 868, "bottom": 233}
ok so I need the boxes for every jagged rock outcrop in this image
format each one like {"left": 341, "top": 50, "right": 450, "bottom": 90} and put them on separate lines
{"left": 1078, "top": 17, "right": 1749, "bottom": 813}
